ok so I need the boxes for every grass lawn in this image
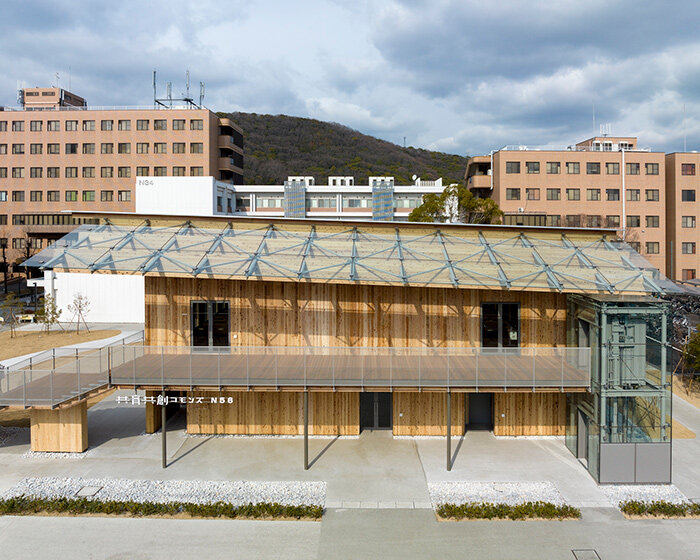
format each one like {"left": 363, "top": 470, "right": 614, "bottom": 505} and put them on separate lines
{"left": 0, "top": 329, "right": 120, "bottom": 362}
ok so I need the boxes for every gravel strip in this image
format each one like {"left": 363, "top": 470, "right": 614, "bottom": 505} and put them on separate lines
{"left": 185, "top": 434, "right": 358, "bottom": 439}
{"left": 3, "top": 477, "right": 326, "bottom": 507}
{"left": 429, "top": 481, "right": 566, "bottom": 506}
{"left": 601, "top": 484, "right": 689, "bottom": 505}
{"left": 21, "top": 450, "right": 94, "bottom": 460}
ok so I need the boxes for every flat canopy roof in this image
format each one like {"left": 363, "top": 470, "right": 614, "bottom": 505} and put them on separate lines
{"left": 24, "top": 218, "right": 679, "bottom": 295}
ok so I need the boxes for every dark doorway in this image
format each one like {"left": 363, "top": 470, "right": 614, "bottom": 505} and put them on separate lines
{"left": 467, "top": 393, "right": 493, "bottom": 430}
{"left": 360, "top": 392, "right": 392, "bottom": 431}
{"left": 577, "top": 410, "right": 589, "bottom": 466}
{"left": 481, "top": 303, "right": 520, "bottom": 348}
{"left": 191, "top": 301, "right": 230, "bottom": 347}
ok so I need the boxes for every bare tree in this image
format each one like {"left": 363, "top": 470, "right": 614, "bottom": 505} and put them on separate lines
{"left": 67, "top": 292, "right": 90, "bottom": 333}
{"left": 35, "top": 295, "right": 63, "bottom": 333}
{"left": 0, "top": 292, "right": 26, "bottom": 338}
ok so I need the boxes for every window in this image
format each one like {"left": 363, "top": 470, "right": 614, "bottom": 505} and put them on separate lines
{"left": 30, "top": 120, "right": 42, "bottom": 132}
{"left": 646, "top": 189, "right": 659, "bottom": 201}
{"left": 82, "top": 190, "right": 95, "bottom": 202}
{"left": 47, "top": 190, "right": 59, "bottom": 202}
{"left": 101, "top": 190, "right": 113, "bottom": 202}
{"left": 47, "top": 167, "right": 59, "bottom": 178}
{"left": 505, "top": 161, "right": 520, "bottom": 174}
{"left": 587, "top": 188, "right": 600, "bottom": 201}
{"left": 118, "top": 166, "right": 131, "bottom": 178}
{"left": 525, "top": 161, "right": 540, "bottom": 174}
{"left": 0, "top": 216, "right": 5, "bottom": 226}
{"left": 682, "top": 163, "right": 696, "bottom": 176}
{"left": 606, "top": 215, "right": 620, "bottom": 228}
{"left": 190, "top": 119, "right": 203, "bottom": 130}
{"left": 682, "top": 216, "right": 696, "bottom": 228}
{"left": 12, "top": 167, "right": 24, "bottom": 178}
{"left": 606, "top": 162, "right": 620, "bottom": 175}
{"left": 0, "top": 168, "right": 5, "bottom": 179}
{"left": 117, "top": 190, "right": 131, "bottom": 202}
{"left": 47, "top": 143, "right": 60, "bottom": 154}
{"left": 65, "top": 190, "right": 78, "bottom": 202}
{"left": 626, "top": 189, "right": 640, "bottom": 201}
{"left": 118, "top": 142, "right": 131, "bottom": 154}
{"left": 118, "top": 120, "right": 131, "bottom": 131}
{"left": 136, "top": 119, "right": 149, "bottom": 130}
{"left": 101, "top": 120, "right": 113, "bottom": 131}
{"left": 625, "top": 162, "right": 640, "bottom": 175}
{"left": 257, "top": 197, "right": 284, "bottom": 208}
{"left": 101, "top": 166, "right": 114, "bottom": 178}
{"left": 30, "top": 143, "right": 42, "bottom": 154}
{"left": 190, "top": 142, "right": 204, "bottom": 154}
{"left": 65, "top": 166, "right": 78, "bottom": 178}
{"left": 683, "top": 269, "right": 697, "bottom": 281}
{"left": 11, "top": 144, "right": 24, "bottom": 155}
{"left": 173, "top": 166, "right": 186, "bottom": 176}
{"left": 547, "top": 215, "right": 561, "bottom": 227}
{"left": 566, "top": 188, "right": 580, "bottom": 201}
{"left": 65, "top": 120, "right": 78, "bottom": 131}
{"left": 566, "top": 215, "right": 581, "bottom": 227}
{"left": 0, "top": 191, "right": 5, "bottom": 202}
{"left": 12, "top": 191, "right": 25, "bottom": 202}
{"left": 546, "top": 188, "right": 560, "bottom": 200}
{"left": 82, "top": 143, "right": 95, "bottom": 154}
{"left": 136, "top": 166, "right": 149, "bottom": 176}
{"left": 12, "top": 238, "right": 26, "bottom": 250}
{"left": 154, "top": 142, "right": 167, "bottom": 154}
{"left": 0, "top": 121, "right": 6, "bottom": 131}
{"left": 65, "top": 143, "right": 78, "bottom": 154}
{"left": 646, "top": 242, "right": 660, "bottom": 254}
{"left": 308, "top": 196, "right": 338, "bottom": 209}
{"left": 682, "top": 242, "right": 696, "bottom": 254}
{"left": 190, "top": 166, "right": 203, "bottom": 176}
{"left": 606, "top": 189, "right": 620, "bottom": 201}
{"left": 12, "top": 121, "right": 24, "bottom": 132}
{"left": 626, "top": 241, "right": 640, "bottom": 252}
{"left": 101, "top": 143, "right": 114, "bottom": 154}
{"left": 587, "top": 215, "right": 602, "bottom": 227}
{"left": 343, "top": 196, "right": 372, "bottom": 209}
{"left": 82, "top": 120, "right": 95, "bottom": 131}
{"left": 682, "top": 190, "right": 696, "bottom": 202}
{"left": 546, "top": 161, "right": 560, "bottom": 174}
{"left": 47, "top": 120, "right": 60, "bottom": 131}
{"left": 154, "top": 166, "right": 167, "bottom": 176}
{"left": 526, "top": 188, "right": 540, "bottom": 200}
{"left": 173, "top": 119, "right": 185, "bottom": 130}
{"left": 30, "top": 167, "right": 42, "bottom": 178}
{"left": 172, "top": 142, "right": 185, "bottom": 154}
{"left": 627, "top": 215, "right": 640, "bottom": 228}
{"left": 586, "top": 162, "right": 601, "bottom": 174}
{"left": 646, "top": 163, "right": 659, "bottom": 175}
{"left": 154, "top": 119, "right": 167, "bottom": 130}
{"left": 506, "top": 188, "right": 521, "bottom": 200}
{"left": 645, "top": 215, "right": 659, "bottom": 228}
{"left": 566, "top": 162, "right": 580, "bottom": 174}
{"left": 82, "top": 166, "right": 95, "bottom": 178}
{"left": 136, "top": 143, "right": 149, "bottom": 154}
{"left": 0, "top": 144, "right": 5, "bottom": 155}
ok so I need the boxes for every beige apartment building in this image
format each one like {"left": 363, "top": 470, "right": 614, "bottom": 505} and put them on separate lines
{"left": 466, "top": 136, "right": 667, "bottom": 273}
{"left": 0, "top": 86, "right": 243, "bottom": 264}
{"left": 665, "top": 153, "right": 699, "bottom": 282}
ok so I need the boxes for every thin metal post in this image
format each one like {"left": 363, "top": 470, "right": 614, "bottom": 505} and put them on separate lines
{"left": 161, "top": 347, "right": 164, "bottom": 389}
{"left": 161, "top": 389, "right": 167, "bottom": 468}
{"left": 23, "top": 370, "right": 26, "bottom": 408}
{"left": 189, "top": 350, "right": 192, "bottom": 390}
{"left": 446, "top": 390, "right": 452, "bottom": 471}
{"left": 132, "top": 346, "right": 136, "bottom": 388}
{"left": 561, "top": 351, "right": 564, "bottom": 392}
{"left": 503, "top": 350, "right": 507, "bottom": 392}
{"left": 50, "top": 367, "right": 54, "bottom": 407}
{"left": 217, "top": 352, "right": 221, "bottom": 389}
{"left": 52, "top": 348, "right": 56, "bottom": 370}
{"left": 476, "top": 349, "right": 479, "bottom": 392}
{"left": 303, "top": 390, "right": 309, "bottom": 470}
{"left": 76, "top": 349, "right": 81, "bottom": 397}
{"left": 418, "top": 353, "right": 421, "bottom": 391}
{"left": 532, "top": 350, "right": 536, "bottom": 392}
{"left": 29, "top": 357, "right": 33, "bottom": 383}
{"left": 108, "top": 346, "right": 112, "bottom": 384}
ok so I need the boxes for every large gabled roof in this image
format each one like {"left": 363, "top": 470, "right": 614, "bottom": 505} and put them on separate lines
{"left": 24, "top": 218, "right": 680, "bottom": 295}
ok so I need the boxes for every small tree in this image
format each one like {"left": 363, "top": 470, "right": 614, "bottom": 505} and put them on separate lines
{"left": 409, "top": 183, "right": 503, "bottom": 224}
{"left": 0, "top": 292, "right": 26, "bottom": 338}
{"left": 35, "top": 295, "right": 62, "bottom": 333}
{"left": 67, "top": 292, "right": 90, "bottom": 333}
{"left": 684, "top": 330, "right": 700, "bottom": 374}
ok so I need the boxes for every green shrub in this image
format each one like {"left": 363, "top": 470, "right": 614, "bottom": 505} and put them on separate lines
{"left": 619, "top": 500, "right": 700, "bottom": 517}
{"left": 436, "top": 501, "right": 580, "bottom": 520}
{"left": 0, "top": 496, "right": 323, "bottom": 520}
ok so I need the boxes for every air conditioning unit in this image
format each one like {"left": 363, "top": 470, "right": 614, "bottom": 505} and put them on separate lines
{"left": 518, "top": 207, "right": 525, "bottom": 213}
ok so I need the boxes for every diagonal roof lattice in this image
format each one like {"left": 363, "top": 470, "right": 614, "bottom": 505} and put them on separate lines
{"left": 23, "top": 220, "right": 681, "bottom": 295}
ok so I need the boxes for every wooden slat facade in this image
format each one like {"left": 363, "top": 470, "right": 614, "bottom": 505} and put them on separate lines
{"left": 493, "top": 393, "right": 566, "bottom": 436}
{"left": 30, "top": 401, "right": 88, "bottom": 452}
{"left": 393, "top": 393, "right": 466, "bottom": 436}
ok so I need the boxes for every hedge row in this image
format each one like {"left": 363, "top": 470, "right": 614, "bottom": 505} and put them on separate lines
{"left": 436, "top": 501, "right": 581, "bottom": 520}
{"left": 619, "top": 500, "right": 700, "bottom": 518}
{"left": 0, "top": 495, "right": 323, "bottom": 520}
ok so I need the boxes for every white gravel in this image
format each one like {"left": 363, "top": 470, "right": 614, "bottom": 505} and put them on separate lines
{"left": 429, "top": 481, "right": 566, "bottom": 506}
{"left": 600, "top": 484, "right": 689, "bottom": 506}
{"left": 185, "top": 434, "right": 359, "bottom": 439}
{"left": 3, "top": 477, "right": 326, "bottom": 507}
{"left": 21, "top": 450, "right": 94, "bottom": 460}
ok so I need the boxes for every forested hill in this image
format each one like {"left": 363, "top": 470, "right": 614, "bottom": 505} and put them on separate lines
{"left": 219, "top": 112, "right": 467, "bottom": 186}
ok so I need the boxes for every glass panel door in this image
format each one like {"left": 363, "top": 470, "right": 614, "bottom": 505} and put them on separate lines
{"left": 501, "top": 303, "right": 519, "bottom": 347}
{"left": 481, "top": 303, "right": 500, "bottom": 347}
{"left": 191, "top": 301, "right": 229, "bottom": 348}
{"left": 191, "top": 302, "right": 209, "bottom": 347}
{"left": 212, "top": 302, "right": 229, "bottom": 347}
{"left": 481, "top": 303, "right": 520, "bottom": 347}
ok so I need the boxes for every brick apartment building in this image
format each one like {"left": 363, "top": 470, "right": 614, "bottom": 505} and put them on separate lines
{"left": 0, "top": 86, "right": 243, "bottom": 265}
{"left": 465, "top": 136, "right": 697, "bottom": 278}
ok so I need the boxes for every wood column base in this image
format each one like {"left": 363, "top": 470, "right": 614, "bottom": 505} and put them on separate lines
{"left": 30, "top": 401, "right": 88, "bottom": 452}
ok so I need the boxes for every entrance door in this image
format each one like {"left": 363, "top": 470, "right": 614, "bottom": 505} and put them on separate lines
{"left": 360, "top": 392, "right": 392, "bottom": 431}
{"left": 467, "top": 393, "right": 493, "bottom": 430}
{"left": 577, "top": 410, "right": 589, "bottom": 464}
{"left": 481, "top": 303, "right": 520, "bottom": 348}
{"left": 191, "top": 301, "right": 230, "bottom": 348}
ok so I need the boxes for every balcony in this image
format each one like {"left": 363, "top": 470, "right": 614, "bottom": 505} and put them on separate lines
{"left": 467, "top": 175, "right": 491, "bottom": 189}
{"left": 218, "top": 156, "right": 240, "bottom": 172}
{"left": 0, "top": 343, "right": 591, "bottom": 408}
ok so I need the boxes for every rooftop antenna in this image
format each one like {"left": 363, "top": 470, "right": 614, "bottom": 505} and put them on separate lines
{"left": 55, "top": 72, "right": 60, "bottom": 89}
{"left": 600, "top": 123, "right": 611, "bottom": 137}
{"left": 167, "top": 82, "right": 172, "bottom": 107}
{"left": 683, "top": 103, "right": 687, "bottom": 152}
{"left": 186, "top": 70, "right": 190, "bottom": 99}
{"left": 403, "top": 136, "right": 406, "bottom": 148}
{"left": 199, "top": 81, "right": 205, "bottom": 107}
{"left": 153, "top": 70, "right": 157, "bottom": 107}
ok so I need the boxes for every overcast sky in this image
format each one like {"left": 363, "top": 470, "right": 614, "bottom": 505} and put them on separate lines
{"left": 2, "top": 0, "right": 699, "bottom": 156}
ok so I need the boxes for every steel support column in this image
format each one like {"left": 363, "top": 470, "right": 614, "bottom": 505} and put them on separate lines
{"left": 446, "top": 390, "right": 452, "bottom": 471}
{"left": 161, "top": 390, "right": 167, "bottom": 469}
{"left": 303, "top": 390, "right": 309, "bottom": 470}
